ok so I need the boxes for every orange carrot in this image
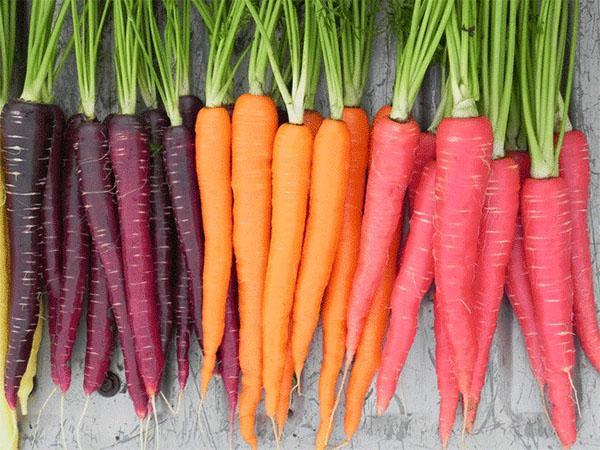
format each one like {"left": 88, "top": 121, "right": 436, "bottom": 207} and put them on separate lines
{"left": 315, "top": 107, "right": 370, "bottom": 449}
{"left": 195, "top": 106, "right": 234, "bottom": 396}
{"left": 232, "top": 93, "right": 279, "bottom": 446}
{"left": 304, "top": 109, "right": 323, "bottom": 136}
{"left": 275, "top": 323, "right": 295, "bottom": 438}
{"left": 344, "top": 226, "right": 401, "bottom": 441}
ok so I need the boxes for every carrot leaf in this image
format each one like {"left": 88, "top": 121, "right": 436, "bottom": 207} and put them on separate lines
{"left": 0, "top": 0, "right": 16, "bottom": 108}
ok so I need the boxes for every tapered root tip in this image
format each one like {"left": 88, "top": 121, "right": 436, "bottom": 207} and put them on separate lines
{"left": 441, "top": 437, "right": 449, "bottom": 450}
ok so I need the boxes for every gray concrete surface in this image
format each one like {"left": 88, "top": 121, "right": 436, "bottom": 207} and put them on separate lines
{"left": 13, "top": 1, "right": 600, "bottom": 449}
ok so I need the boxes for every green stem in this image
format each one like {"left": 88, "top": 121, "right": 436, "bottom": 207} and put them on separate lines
{"left": 113, "top": 0, "right": 141, "bottom": 115}
{"left": 391, "top": 0, "right": 455, "bottom": 122}
{"left": 0, "top": 0, "right": 16, "bottom": 108}
{"left": 248, "top": 0, "right": 281, "bottom": 96}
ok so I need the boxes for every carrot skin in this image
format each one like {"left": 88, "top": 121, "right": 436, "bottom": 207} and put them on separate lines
{"left": 179, "top": 95, "right": 203, "bottom": 134}
{"left": 344, "top": 226, "right": 401, "bottom": 441}
{"left": 407, "top": 131, "right": 436, "bottom": 215}
{"left": 195, "top": 107, "right": 234, "bottom": 395}
{"left": 77, "top": 120, "right": 148, "bottom": 417}
{"left": 53, "top": 115, "right": 92, "bottom": 392}
{"left": 376, "top": 160, "right": 437, "bottom": 414}
{"left": 84, "top": 249, "right": 115, "bottom": 396}
{"left": 275, "top": 336, "right": 294, "bottom": 437}
{"left": 433, "top": 116, "right": 493, "bottom": 396}
{"left": 109, "top": 114, "right": 164, "bottom": 396}
{"left": 231, "top": 93, "right": 278, "bottom": 447}
{"left": 521, "top": 178, "right": 576, "bottom": 448}
{"left": 142, "top": 109, "right": 176, "bottom": 353}
{"left": 291, "top": 118, "right": 350, "bottom": 378}
{"left": 559, "top": 130, "right": 600, "bottom": 372}
{"left": 346, "top": 118, "right": 419, "bottom": 360}
{"left": 466, "top": 157, "right": 520, "bottom": 429}
{"left": 263, "top": 123, "right": 313, "bottom": 417}
{"left": 173, "top": 248, "right": 192, "bottom": 390}
{"left": 219, "top": 263, "right": 240, "bottom": 430}
{"left": 316, "top": 107, "right": 370, "bottom": 449}
{"left": 1, "top": 100, "right": 55, "bottom": 408}
{"left": 43, "top": 105, "right": 65, "bottom": 350}
{"left": 434, "top": 295, "right": 459, "bottom": 449}
{"left": 303, "top": 109, "right": 323, "bottom": 136}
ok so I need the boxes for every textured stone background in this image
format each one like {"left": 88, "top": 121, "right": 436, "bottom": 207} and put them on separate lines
{"left": 14, "top": 1, "right": 600, "bottom": 449}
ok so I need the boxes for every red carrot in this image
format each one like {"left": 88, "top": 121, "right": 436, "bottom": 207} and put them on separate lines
{"left": 376, "top": 160, "right": 436, "bottom": 414}
{"left": 53, "top": 114, "right": 92, "bottom": 393}
{"left": 84, "top": 249, "right": 115, "bottom": 396}
{"left": 407, "top": 131, "right": 436, "bottom": 214}
{"left": 559, "top": 130, "right": 600, "bottom": 371}
{"left": 173, "top": 249, "right": 192, "bottom": 391}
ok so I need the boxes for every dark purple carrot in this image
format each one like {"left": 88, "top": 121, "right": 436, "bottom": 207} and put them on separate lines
{"left": 163, "top": 126, "right": 204, "bottom": 345}
{"left": 179, "top": 95, "right": 202, "bottom": 134}
{"left": 142, "top": 108, "right": 175, "bottom": 353}
{"left": 174, "top": 249, "right": 192, "bottom": 391}
{"left": 84, "top": 249, "right": 115, "bottom": 396}
{"left": 43, "top": 105, "right": 65, "bottom": 351}
{"left": 109, "top": 114, "right": 164, "bottom": 397}
{"left": 52, "top": 114, "right": 92, "bottom": 393}
{"left": 219, "top": 262, "right": 240, "bottom": 431}
{"left": 76, "top": 120, "right": 148, "bottom": 418}
{"left": 1, "top": 100, "right": 55, "bottom": 409}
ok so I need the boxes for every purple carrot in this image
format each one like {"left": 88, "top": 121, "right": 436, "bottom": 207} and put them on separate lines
{"left": 109, "top": 114, "right": 164, "bottom": 397}
{"left": 43, "top": 105, "right": 65, "bottom": 351}
{"left": 174, "top": 249, "right": 192, "bottom": 391}
{"left": 1, "top": 100, "right": 55, "bottom": 408}
{"left": 163, "top": 126, "right": 204, "bottom": 345}
{"left": 142, "top": 109, "right": 176, "bottom": 353}
{"left": 218, "top": 262, "right": 240, "bottom": 430}
{"left": 52, "top": 114, "right": 92, "bottom": 392}
{"left": 178, "top": 95, "right": 202, "bottom": 134}
{"left": 84, "top": 249, "right": 115, "bottom": 396}
{"left": 76, "top": 119, "right": 148, "bottom": 417}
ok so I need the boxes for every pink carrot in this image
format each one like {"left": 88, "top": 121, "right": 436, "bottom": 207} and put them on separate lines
{"left": 376, "top": 160, "right": 436, "bottom": 414}
{"left": 407, "top": 131, "right": 436, "bottom": 214}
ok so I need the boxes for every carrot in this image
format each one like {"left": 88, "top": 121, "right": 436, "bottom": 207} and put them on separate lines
{"left": 244, "top": 0, "right": 318, "bottom": 422}
{"left": 466, "top": 0, "right": 520, "bottom": 430}
{"left": 231, "top": 0, "right": 281, "bottom": 442}
{"left": 303, "top": 110, "right": 323, "bottom": 136}
{"left": 344, "top": 225, "right": 400, "bottom": 442}
{"left": 376, "top": 160, "right": 436, "bottom": 414}
{"left": 434, "top": 295, "right": 459, "bottom": 450}
{"left": 407, "top": 131, "right": 436, "bottom": 214}
{"left": 518, "top": 0, "right": 580, "bottom": 446}
{"left": 111, "top": 0, "right": 163, "bottom": 398}
{"left": 559, "top": 130, "right": 600, "bottom": 371}
{"left": 83, "top": 250, "right": 115, "bottom": 396}
{"left": 194, "top": 0, "right": 246, "bottom": 398}
{"left": 345, "top": 0, "right": 453, "bottom": 368}
{"left": 316, "top": 105, "right": 370, "bottom": 449}
{"left": 275, "top": 332, "right": 294, "bottom": 438}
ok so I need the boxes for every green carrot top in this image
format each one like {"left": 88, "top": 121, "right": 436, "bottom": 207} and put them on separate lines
{"left": 245, "top": 0, "right": 318, "bottom": 125}
{"left": 71, "top": 0, "right": 111, "bottom": 119}
{"left": 390, "top": 0, "right": 454, "bottom": 122}
{"left": 479, "top": 0, "right": 518, "bottom": 159}
{"left": 519, "top": 0, "right": 579, "bottom": 178}
{"left": 21, "top": 0, "right": 72, "bottom": 104}
{"left": 444, "top": 0, "right": 479, "bottom": 119}
{"left": 0, "top": 0, "right": 16, "bottom": 109}
{"left": 194, "top": 0, "right": 247, "bottom": 108}
{"left": 340, "top": 0, "right": 376, "bottom": 108}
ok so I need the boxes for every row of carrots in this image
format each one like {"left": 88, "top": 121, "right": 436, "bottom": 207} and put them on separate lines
{"left": 0, "top": 0, "right": 593, "bottom": 449}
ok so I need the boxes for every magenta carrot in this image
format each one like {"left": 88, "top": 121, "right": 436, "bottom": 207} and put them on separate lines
{"left": 84, "top": 249, "right": 115, "bottom": 396}
{"left": 345, "top": 0, "right": 453, "bottom": 366}
{"left": 376, "top": 160, "right": 436, "bottom": 414}
{"left": 559, "top": 130, "right": 600, "bottom": 371}
{"left": 52, "top": 114, "right": 92, "bottom": 393}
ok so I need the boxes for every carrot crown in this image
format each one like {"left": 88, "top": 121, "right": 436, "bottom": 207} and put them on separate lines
{"left": 444, "top": 0, "right": 479, "bottom": 119}
{"left": 245, "top": 0, "right": 317, "bottom": 125}
{"left": 390, "top": 0, "right": 454, "bottom": 122}
{"left": 113, "top": 0, "right": 142, "bottom": 115}
{"left": 0, "top": 0, "right": 15, "bottom": 109}
{"left": 480, "top": 0, "right": 518, "bottom": 159}
{"left": 315, "top": 0, "right": 344, "bottom": 120}
{"left": 20, "top": 0, "right": 72, "bottom": 103}
{"left": 519, "top": 0, "right": 579, "bottom": 179}
{"left": 195, "top": 0, "right": 247, "bottom": 107}
{"left": 247, "top": 0, "right": 282, "bottom": 96}
{"left": 340, "top": 0, "right": 376, "bottom": 108}
{"left": 71, "top": 0, "right": 111, "bottom": 119}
